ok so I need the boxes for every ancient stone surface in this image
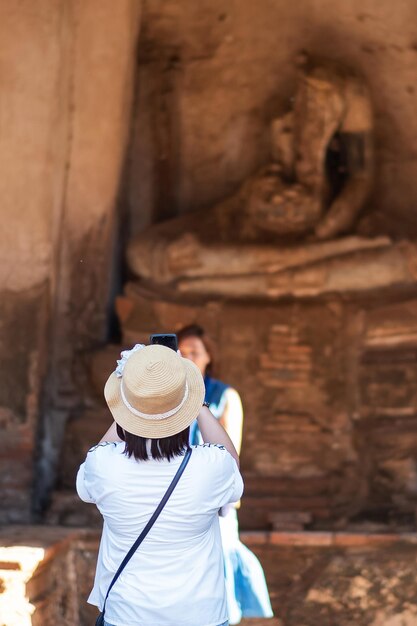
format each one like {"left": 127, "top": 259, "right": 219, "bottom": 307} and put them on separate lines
{"left": 58, "top": 407, "right": 112, "bottom": 491}
{"left": 107, "top": 8, "right": 417, "bottom": 536}
{"left": 0, "top": 286, "right": 49, "bottom": 523}
{"left": 0, "top": 526, "right": 99, "bottom": 626}
{"left": 36, "top": 0, "right": 142, "bottom": 513}
{"left": 3, "top": 526, "right": 417, "bottom": 626}
{"left": 128, "top": 0, "right": 417, "bottom": 238}
{"left": 2, "top": 0, "right": 417, "bottom": 529}
{"left": 240, "top": 532, "right": 417, "bottom": 626}
{"left": 125, "top": 60, "right": 417, "bottom": 300}
{"left": 0, "top": 0, "right": 72, "bottom": 523}
{"left": 282, "top": 542, "right": 417, "bottom": 626}
{"left": 63, "top": 285, "right": 411, "bottom": 531}
{"left": 51, "top": 20, "right": 417, "bottom": 542}
{"left": 354, "top": 300, "right": 417, "bottom": 522}
{"left": 0, "top": 0, "right": 141, "bottom": 522}
{"left": 127, "top": 61, "right": 387, "bottom": 297}
{"left": 251, "top": 63, "right": 373, "bottom": 240}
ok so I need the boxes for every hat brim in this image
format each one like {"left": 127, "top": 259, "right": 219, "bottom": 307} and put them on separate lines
{"left": 104, "top": 357, "right": 205, "bottom": 439}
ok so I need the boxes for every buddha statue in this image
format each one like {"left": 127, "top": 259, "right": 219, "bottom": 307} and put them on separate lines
{"left": 127, "top": 61, "right": 417, "bottom": 299}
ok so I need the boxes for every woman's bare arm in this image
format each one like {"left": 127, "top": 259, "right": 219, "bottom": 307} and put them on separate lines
{"left": 197, "top": 406, "right": 240, "bottom": 467}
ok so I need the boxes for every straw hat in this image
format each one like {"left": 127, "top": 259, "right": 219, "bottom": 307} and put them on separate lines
{"left": 104, "top": 344, "right": 205, "bottom": 438}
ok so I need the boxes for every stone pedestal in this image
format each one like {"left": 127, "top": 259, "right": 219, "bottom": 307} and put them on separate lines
{"left": 110, "top": 283, "right": 417, "bottom": 530}
{"left": 0, "top": 526, "right": 99, "bottom": 626}
{"left": 2, "top": 526, "right": 417, "bottom": 626}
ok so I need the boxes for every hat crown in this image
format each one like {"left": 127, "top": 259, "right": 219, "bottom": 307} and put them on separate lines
{"left": 123, "top": 345, "right": 186, "bottom": 417}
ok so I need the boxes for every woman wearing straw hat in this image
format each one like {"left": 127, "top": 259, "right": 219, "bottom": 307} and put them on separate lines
{"left": 76, "top": 343, "right": 243, "bottom": 626}
{"left": 178, "top": 325, "right": 273, "bottom": 625}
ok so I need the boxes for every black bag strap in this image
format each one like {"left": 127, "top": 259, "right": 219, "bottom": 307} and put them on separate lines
{"left": 101, "top": 447, "right": 192, "bottom": 616}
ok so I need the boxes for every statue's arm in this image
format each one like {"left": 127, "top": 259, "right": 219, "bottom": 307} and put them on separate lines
{"left": 315, "top": 132, "right": 373, "bottom": 240}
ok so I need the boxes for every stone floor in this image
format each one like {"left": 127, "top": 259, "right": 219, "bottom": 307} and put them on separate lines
{"left": 243, "top": 532, "right": 417, "bottom": 626}
{"left": 2, "top": 527, "right": 417, "bottom": 625}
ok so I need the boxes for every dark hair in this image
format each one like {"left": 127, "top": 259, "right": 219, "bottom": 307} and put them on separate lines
{"left": 177, "top": 324, "right": 215, "bottom": 376}
{"left": 116, "top": 424, "right": 190, "bottom": 462}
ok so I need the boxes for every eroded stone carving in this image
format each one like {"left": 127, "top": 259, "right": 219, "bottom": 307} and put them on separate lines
{"left": 128, "top": 62, "right": 417, "bottom": 298}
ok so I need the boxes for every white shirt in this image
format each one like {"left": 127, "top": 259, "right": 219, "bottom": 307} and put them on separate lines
{"left": 76, "top": 442, "right": 243, "bottom": 626}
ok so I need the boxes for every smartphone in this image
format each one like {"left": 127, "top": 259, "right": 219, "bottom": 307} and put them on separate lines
{"left": 149, "top": 333, "right": 178, "bottom": 352}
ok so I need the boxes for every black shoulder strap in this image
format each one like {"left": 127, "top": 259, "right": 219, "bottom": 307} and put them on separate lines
{"left": 102, "top": 447, "right": 192, "bottom": 616}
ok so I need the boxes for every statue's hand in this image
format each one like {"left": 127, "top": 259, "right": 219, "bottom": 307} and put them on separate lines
{"left": 166, "top": 233, "right": 203, "bottom": 277}
{"left": 246, "top": 172, "right": 322, "bottom": 236}
{"left": 315, "top": 175, "right": 371, "bottom": 240}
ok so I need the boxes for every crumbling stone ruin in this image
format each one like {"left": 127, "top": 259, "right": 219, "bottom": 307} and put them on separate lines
{"left": 2, "top": 1, "right": 417, "bottom": 624}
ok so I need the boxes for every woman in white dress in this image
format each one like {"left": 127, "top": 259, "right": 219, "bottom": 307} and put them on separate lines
{"left": 76, "top": 343, "right": 243, "bottom": 626}
{"left": 178, "top": 325, "right": 274, "bottom": 625}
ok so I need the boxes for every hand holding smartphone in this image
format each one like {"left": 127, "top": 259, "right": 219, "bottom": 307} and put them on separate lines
{"left": 149, "top": 333, "right": 178, "bottom": 352}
